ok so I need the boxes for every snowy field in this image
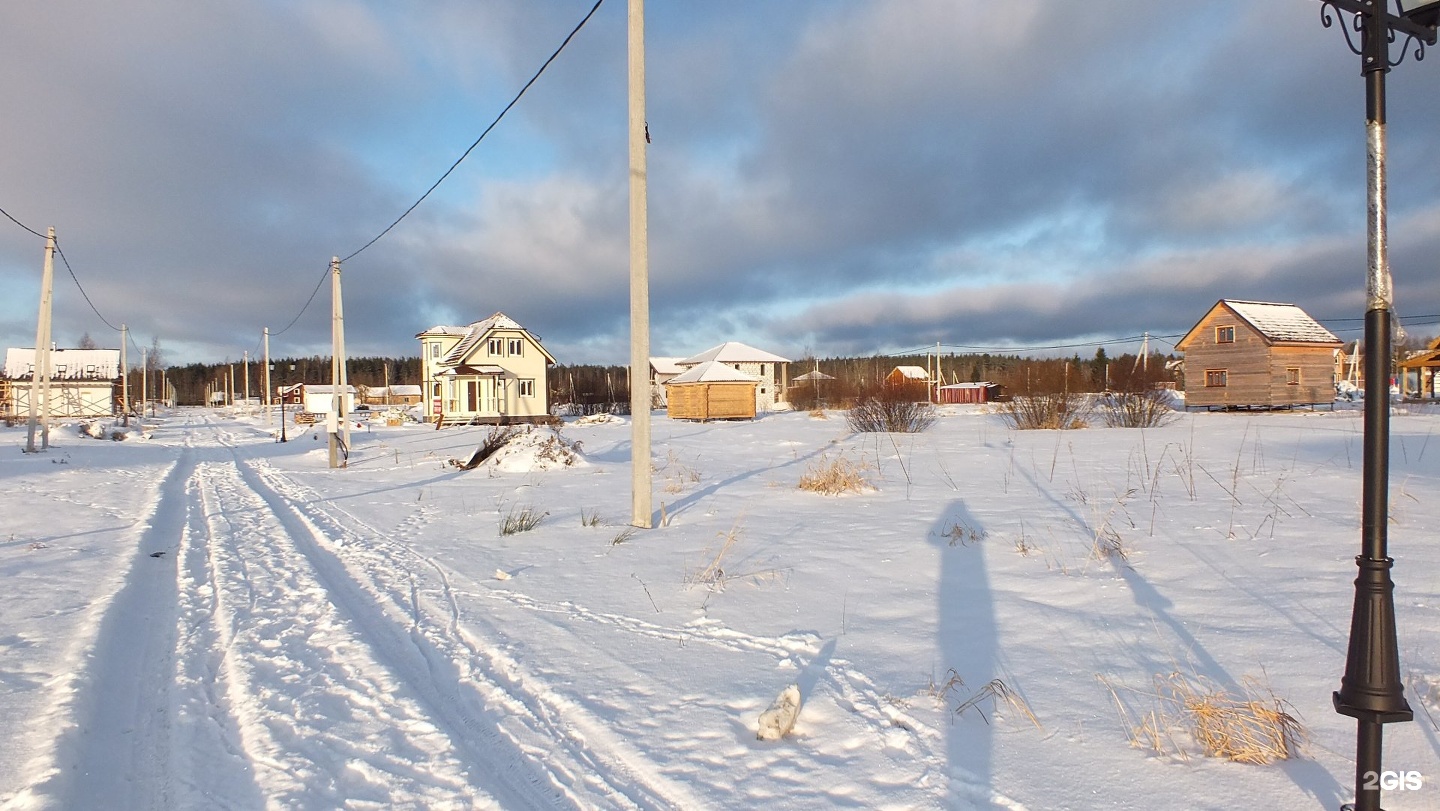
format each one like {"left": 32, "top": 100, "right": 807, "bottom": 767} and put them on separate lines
{"left": 2, "top": 404, "right": 1440, "bottom": 810}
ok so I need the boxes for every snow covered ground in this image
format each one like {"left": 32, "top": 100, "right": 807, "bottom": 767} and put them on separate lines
{"left": 2, "top": 404, "right": 1440, "bottom": 809}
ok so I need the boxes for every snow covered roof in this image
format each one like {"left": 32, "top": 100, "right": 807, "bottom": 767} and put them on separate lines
{"left": 677, "top": 342, "right": 789, "bottom": 367}
{"left": 415, "top": 325, "right": 471, "bottom": 337}
{"left": 427, "top": 312, "right": 556, "bottom": 367}
{"left": 792, "top": 370, "right": 835, "bottom": 382}
{"left": 938, "top": 381, "right": 996, "bottom": 389}
{"left": 891, "top": 366, "right": 929, "bottom": 380}
{"left": 4, "top": 348, "right": 121, "bottom": 379}
{"left": 387, "top": 385, "right": 422, "bottom": 396}
{"left": 666, "top": 360, "right": 761, "bottom": 385}
{"left": 1223, "top": 301, "right": 1340, "bottom": 344}
{"left": 650, "top": 357, "right": 687, "bottom": 375}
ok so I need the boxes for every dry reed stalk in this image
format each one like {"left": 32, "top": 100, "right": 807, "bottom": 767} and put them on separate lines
{"left": 954, "top": 679, "right": 1042, "bottom": 730}
{"left": 1163, "top": 674, "right": 1304, "bottom": 764}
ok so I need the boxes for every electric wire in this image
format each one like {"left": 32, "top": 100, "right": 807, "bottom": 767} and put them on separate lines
{"left": 340, "top": 0, "right": 606, "bottom": 265}
{"left": 0, "top": 205, "right": 46, "bottom": 240}
{"left": 269, "top": 0, "right": 606, "bottom": 341}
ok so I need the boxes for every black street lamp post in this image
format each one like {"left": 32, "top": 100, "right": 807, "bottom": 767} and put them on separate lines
{"left": 1319, "top": 2, "right": 1437, "bottom": 810}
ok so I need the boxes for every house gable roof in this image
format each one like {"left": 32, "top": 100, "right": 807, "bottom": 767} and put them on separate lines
{"left": 1177, "top": 300, "right": 1341, "bottom": 350}
{"left": 890, "top": 365, "right": 929, "bottom": 380}
{"left": 428, "top": 312, "right": 557, "bottom": 367}
{"left": 678, "top": 341, "right": 789, "bottom": 367}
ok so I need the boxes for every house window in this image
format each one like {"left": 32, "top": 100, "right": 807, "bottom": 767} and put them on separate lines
{"left": 1286, "top": 367, "right": 1301, "bottom": 385}
{"left": 488, "top": 338, "right": 503, "bottom": 356}
{"left": 519, "top": 379, "right": 535, "bottom": 397}
{"left": 430, "top": 343, "right": 440, "bottom": 358}
{"left": 508, "top": 338, "right": 523, "bottom": 357}
{"left": 1216, "top": 325, "right": 1235, "bottom": 344}
{"left": 1205, "top": 369, "right": 1228, "bottom": 387}
{"left": 85, "top": 365, "right": 97, "bottom": 376}
{"left": 760, "top": 364, "right": 767, "bottom": 377}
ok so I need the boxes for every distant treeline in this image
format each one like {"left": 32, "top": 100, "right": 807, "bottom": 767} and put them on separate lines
{"left": 157, "top": 350, "right": 1178, "bottom": 407}
{"left": 162, "top": 356, "right": 421, "bottom": 406}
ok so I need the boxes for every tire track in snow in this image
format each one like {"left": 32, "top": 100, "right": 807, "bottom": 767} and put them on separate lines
{"left": 176, "top": 425, "right": 502, "bottom": 807}
{"left": 242, "top": 457, "right": 704, "bottom": 810}
{"left": 21, "top": 452, "right": 187, "bottom": 810}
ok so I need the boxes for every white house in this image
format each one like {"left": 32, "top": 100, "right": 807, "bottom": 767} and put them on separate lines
{"left": 674, "top": 342, "right": 790, "bottom": 412}
{"left": 417, "top": 312, "right": 556, "bottom": 424}
{"left": 2, "top": 348, "right": 120, "bottom": 420}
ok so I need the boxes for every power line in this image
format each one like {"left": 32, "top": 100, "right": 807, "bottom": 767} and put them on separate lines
{"left": 53, "top": 241, "right": 121, "bottom": 333}
{"left": 340, "top": 0, "right": 606, "bottom": 264}
{"left": 0, "top": 205, "right": 46, "bottom": 240}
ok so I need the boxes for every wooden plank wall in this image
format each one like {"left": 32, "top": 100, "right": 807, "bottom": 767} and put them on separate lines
{"left": 665, "top": 383, "right": 757, "bottom": 420}
{"left": 1183, "top": 306, "right": 1336, "bottom": 408}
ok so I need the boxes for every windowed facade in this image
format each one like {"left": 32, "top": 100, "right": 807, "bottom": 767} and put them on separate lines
{"left": 1215, "top": 325, "right": 1235, "bottom": 344}
{"left": 1286, "top": 368, "right": 1301, "bottom": 386}
{"left": 1205, "top": 369, "right": 1228, "bottom": 387}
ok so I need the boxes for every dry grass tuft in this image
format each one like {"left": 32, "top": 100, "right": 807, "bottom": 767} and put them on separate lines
{"left": 954, "top": 679, "right": 1043, "bottom": 730}
{"left": 1103, "top": 672, "right": 1305, "bottom": 764}
{"left": 798, "top": 454, "right": 873, "bottom": 495}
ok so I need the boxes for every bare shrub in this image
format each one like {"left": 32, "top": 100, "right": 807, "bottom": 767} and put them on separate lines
{"left": 798, "top": 454, "right": 873, "bottom": 495}
{"left": 998, "top": 392, "right": 1090, "bottom": 430}
{"left": 1097, "top": 389, "right": 1178, "bottom": 428}
{"left": 846, "top": 395, "right": 937, "bottom": 433}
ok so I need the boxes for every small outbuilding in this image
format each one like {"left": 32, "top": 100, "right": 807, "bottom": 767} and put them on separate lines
{"left": 664, "top": 361, "right": 759, "bottom": 421}
{"left": 938, "top": 382, "right": 1003, "bottom": 404}
{"left": 1176, "top": 300, "right": 1341, "bottom": 410}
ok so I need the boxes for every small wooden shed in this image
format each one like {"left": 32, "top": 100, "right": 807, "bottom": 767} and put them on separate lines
{"left": 938, "top": 382, "right": 1002, "bottom": 404}
{"left": 1176, "top": 300, "right": 1340, "bottom": 410}
{"left": 664, "top": 361, "right": 759, "bottom": 421}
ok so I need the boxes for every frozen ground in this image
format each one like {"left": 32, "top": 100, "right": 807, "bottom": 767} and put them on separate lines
{"left": 2, "top": 404, "right": 1440, "bottom": 809}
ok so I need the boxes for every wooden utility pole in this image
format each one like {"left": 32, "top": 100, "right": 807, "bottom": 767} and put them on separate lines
{"left": 628, "top": 0, "right": 652, "bottom": 527}
{"left": 227, "top": 364, "right": 234, "bottom": 406}
{"left": 329, "top": 257, "right": 349, "bottom": 468}
{"left": 243, "top": 350, "right": 251, "bottom": 406}
{"left": 24, "top": 227, "right": 55, "bottom": 453}
{"left": 263, "top": 327, "right": 272, "bottom": 423}
{"left": 141, "top": 348, "right": 148, "bottom": 418}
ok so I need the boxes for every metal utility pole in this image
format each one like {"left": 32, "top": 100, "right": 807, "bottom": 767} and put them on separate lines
{"left": 329, "top": 257, "right": 349, "bottom": 469}
{"left": 24, "top": 227, "right": 56, "bottom": 453}
{"left": 628, "top": 0, "right": 652, "bottom": 527}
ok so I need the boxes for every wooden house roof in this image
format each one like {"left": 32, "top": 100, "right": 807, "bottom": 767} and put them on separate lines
{"left": 1177, "top": 300, "right": 1341, "bottom": 350}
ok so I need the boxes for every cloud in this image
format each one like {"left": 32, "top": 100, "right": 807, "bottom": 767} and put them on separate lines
{"left": 2, "top": 0, "right": 1438, "bottom": 367}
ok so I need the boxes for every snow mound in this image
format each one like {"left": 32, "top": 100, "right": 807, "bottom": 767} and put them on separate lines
{"left": 574, "top": 412, "right": 624, "bottom": 426}
{"left": 77, "top": 420, "right": 147, "bottom": 441}
{"left": 486, "top": 426, "right": 588, "bottom": 472}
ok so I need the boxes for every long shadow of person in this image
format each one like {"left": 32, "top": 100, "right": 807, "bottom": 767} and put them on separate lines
{"left": 929, "top": 500, "right": 1000, "bottom": 807}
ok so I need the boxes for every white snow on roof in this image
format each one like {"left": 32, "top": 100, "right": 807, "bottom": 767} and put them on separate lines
{"left": 440, "top": 312, "right": 529, "bottom": 365}
{"left": 650, "top": 357, "right": 687, "bottom": 375}
{"left": 4, "top": 348, "right": 121, "bottom": 379}
{"left": 678, "top": 342, "right": 789, "bottom": 366}
{"left": 1224, "top": 300, "right": 1340, "bottom": 344}
{"left": 666, "top": 360, "right": 760, "bottom": 384}
{"left": 891, "top": 365, "right": 929, "bottom": 380}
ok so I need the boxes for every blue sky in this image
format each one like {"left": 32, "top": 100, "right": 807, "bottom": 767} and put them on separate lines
{"left": 2, "top": 0, "right": 1439, "bottom": 366}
